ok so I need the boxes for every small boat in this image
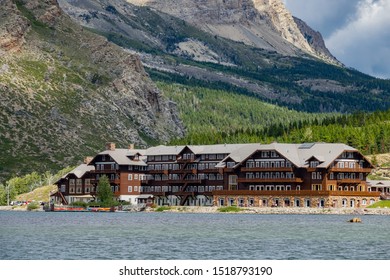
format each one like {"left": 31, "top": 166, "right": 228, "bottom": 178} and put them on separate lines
{"left": 46, "top": 205, "right": 116, "bottom": 212}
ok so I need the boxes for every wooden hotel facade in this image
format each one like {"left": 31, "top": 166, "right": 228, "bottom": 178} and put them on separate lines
{"left": 53, "top": 142, "right": 381, "bottom": 208}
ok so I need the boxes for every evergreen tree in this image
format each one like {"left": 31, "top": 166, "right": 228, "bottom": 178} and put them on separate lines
{"left": 96, "top": 175, "right": 115, "bottom": 206}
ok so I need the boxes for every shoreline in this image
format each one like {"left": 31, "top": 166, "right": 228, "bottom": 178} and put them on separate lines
{"left": 2, "top": 205, "right": 390, "bottom": 215}
{"left": 147, "top": 206, "right": 390, "bottom": 215}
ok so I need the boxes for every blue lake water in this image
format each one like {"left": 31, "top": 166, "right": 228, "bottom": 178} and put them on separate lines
{"left": 0, "top": 211, "right": 389, "bottom": 260}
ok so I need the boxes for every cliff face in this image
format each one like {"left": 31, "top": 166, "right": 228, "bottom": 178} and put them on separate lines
{"left": 0, "top": 0, "right": 184, "bottom": 180}
{"left": 125, "top": 0, "right": 336, "bottom": 62}
{"left": 293, "top": 16, "right": 339, "bottom": 64}
{"left": 0, "top": 0, "right": 30, "bottom": 52}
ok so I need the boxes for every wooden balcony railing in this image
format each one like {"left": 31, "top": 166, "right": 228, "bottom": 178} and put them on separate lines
{"left": 212, "top": 190, "right": 381, "bottom": 197}
{"left": 330, "top": 167, "right": 373, "bottom": 173}
{"left": 238, "top": 178, "right": 303, "bottom": 183}
{"left": 241, "top": 167, "right": 294, "bottom": 172}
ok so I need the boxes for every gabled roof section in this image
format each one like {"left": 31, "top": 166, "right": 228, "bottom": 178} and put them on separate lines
{"left": 71, "top": 164, "right": 95, "bottom": 178}
{"left": 145, "top": 145, "right": 186, "bottom": 156}
{"left": 219, "top": 142, "right": 361, "bottom": 169}
{"left": 305, "top": 155, "right": 325, "bottom": 163}
{"left": 188, "top": 144, "right": 252, "bottom": 155}
{"left": 59, "top": 164, "right": 95, "bottom": 181}
{"left": 300, "top": 143, "right": 358, "bottom": 168}
{"left": 90, "top": 148, "right": 147, "bottom": 166}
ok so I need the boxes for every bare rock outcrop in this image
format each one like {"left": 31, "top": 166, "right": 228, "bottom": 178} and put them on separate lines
{"left": 126, "top": 0, "right": 335, "bottom": 61}
{"left": 293, "top": 16, "right": 339, "bottom": 65}
{"left": 0, "top": 0, "right": 30, "bottom": 52}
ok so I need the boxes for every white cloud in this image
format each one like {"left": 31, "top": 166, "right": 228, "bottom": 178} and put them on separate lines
{"left": 284, "top": 0, "right": 357, "bottom": 37}
{"left": 326, "top": 0, "right": 390, "bottom": 78}
{"left": 283, "top": 0, "right": 390, "bottom": 78}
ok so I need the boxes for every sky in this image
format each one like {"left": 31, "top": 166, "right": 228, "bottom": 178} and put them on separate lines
{"left": 283, "top": 0, "right": 390, "bottom": 79}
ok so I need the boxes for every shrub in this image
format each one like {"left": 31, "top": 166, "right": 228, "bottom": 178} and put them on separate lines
{"left": 27, "top": 202, "right": 40, "bottom": 211}
{"left": 155, "top": 206, "right": 172, "bottom": 212}
{"left": 217, "top": 206, "right": 243, "bottom": 213}
{"left": 70, "top": 201, "right": 88, "bottom": 208}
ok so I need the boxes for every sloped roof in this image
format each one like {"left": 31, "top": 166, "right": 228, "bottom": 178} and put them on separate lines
{"left": 219, "top": 142, "right": 361, "bottom": 168}
{"left": 63, "top": 164, "right": 95, "bottom": 180}
{"left": 367, "top": 180, "right": 390, "bottom": 187}
{"left": 188, "top": 143, "right": 253, "bottom": 155}
{"left": 146, "top": 145, "right": 185, "bottom": 156}
{"left": 146, "top": 144, "right": 256, "bottom": 157}
{"left": 298, "top": 143, "right": 357, "bottom": 168}
{"left": 93, "top": 148, "right": 147, "bottom": 166}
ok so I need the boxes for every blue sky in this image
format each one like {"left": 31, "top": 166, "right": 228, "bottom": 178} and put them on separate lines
{"left": 284, "top": 0, "right": 390, "bottom": 79}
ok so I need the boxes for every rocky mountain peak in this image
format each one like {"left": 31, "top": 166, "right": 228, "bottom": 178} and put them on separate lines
{"left": 125, "top": 0, "right": 334, "bottom": 61}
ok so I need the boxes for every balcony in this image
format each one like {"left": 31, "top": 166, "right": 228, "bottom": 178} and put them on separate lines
{"left": 330, "top": 167, "right": 372, "bottom": 173}
{"left": 241, "top": 167, "right": 294, "bottom": 172}
{"left": 212, "top": 190, "right": 381, "bottom": 197}
{"left": 91, "top": 169, "right": 118, "bottom": 174}
{"left": 337, "top": 178, "right": 362, "bottom": 184}
{"left": 238, "top": 178, "right": 303, "bottom": 183}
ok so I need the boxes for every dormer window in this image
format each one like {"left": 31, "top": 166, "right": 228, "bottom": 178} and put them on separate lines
{"left": 310, "top": 161, "right": 319, "bottom": 168}
{"left": 227, "top": 162, "right": 235, "bottom": 168}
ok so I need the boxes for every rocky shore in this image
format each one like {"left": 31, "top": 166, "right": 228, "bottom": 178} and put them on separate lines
{"left": 147, "top": 206, "right": 390, "bottom": 215}
{"left": 2, "top": 205, "right": 390, "bottom": 215}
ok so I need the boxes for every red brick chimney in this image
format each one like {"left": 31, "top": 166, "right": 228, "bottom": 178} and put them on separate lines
{"left": 83, "top": 156, "right": 93, "bottom": 164}
{"left": 106, "top": 142, "right": 116, "bottom": 151}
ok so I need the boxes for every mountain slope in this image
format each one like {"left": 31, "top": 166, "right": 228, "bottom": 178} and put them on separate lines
{"left": 59, "top": 0, "right": 390, "bottom": 113}
{"left": 125, "top": 0, "right": 335, "bottom": 63}
{"left": 0, "top": 0, "right": 184, "bottom": 181}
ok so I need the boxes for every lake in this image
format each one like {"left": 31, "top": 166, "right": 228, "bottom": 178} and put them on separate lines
{"left": 0, "top": 211, "right": 389, "bottom": 260}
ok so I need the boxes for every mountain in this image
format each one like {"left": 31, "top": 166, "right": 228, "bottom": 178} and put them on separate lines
{"left": 125, "top": 0, "right": 336, "bottom": 63}
{"left": 0, "top": 0, "right": 184, "bottom": 181}
{"left": 2, "top": 0, "right": 390, "bottom": 182}
{"left": 58, "top": 0, "right": 390, "bottom": 112}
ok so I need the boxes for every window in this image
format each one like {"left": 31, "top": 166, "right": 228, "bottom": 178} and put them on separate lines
{"left": 342, "top": 199, "right": 347, "bottom": 207}
{"left": 134, "top": 174, "right": 138, "bottom": 180}
{"left": 134, "top": 186, "right": 138, "bottom": 192}
{"left": 312, "top": 184, "right": 322, "bottom": 191}
{"left": 362, "top": 199, "right": 367, "bottom": 205}
{"left": 60, "top": 185, "right": 66, "bottom": 192}
{"left": 310, "top": 161, "right": 319, "bottom": 168}
{"left": 330, "top": 173, "right": 334, "bottom": 180}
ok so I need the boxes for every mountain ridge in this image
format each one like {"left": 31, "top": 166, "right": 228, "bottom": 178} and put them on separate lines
{"left": 124, "top": 0, "right": 338, "bottom": 64}
{"left": 0, "top": 0, "right": 184, "bottom": 181}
